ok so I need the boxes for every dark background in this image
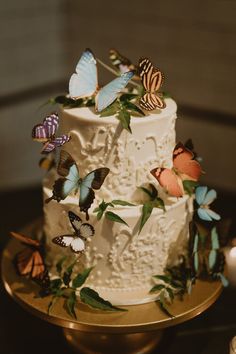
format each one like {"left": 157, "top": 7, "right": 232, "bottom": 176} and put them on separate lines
{"left": 0, "top": 1, "right": 236, "bottom": 353}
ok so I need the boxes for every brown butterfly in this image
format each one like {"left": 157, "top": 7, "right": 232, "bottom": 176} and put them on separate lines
{"left": 10, "top": 231, "right": 49, "bottom": 287}
{"left": 138, "top": 57, "right": 166, "bottom": 111}
{"left": 109, "top": 48, "right": 137, "bottom": 74}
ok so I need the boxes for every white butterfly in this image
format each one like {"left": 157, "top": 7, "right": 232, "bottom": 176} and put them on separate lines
{"left": 69, "top": 48, "right": 134, "bottom": 112}
{"left": 52, "top": 211, "right": 94, "bottom": 253}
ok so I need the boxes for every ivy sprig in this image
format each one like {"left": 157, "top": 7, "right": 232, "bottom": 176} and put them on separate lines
{"left": 100, "top": 94, "right": 145, "bottom": 133}
{"left": 40, "top": 257, "right": 126, "bottom": 318}
{"left": 183, "top": 180, "right": 199, "bottom": 196}
{"left": 93, "top": 199, "right": 135, "bottom": 226}
{"left": 150, "top": 259, "right": 193, "bottom": 318}
{"left": 138, "top": 184, "right": 165, "bottom": 234}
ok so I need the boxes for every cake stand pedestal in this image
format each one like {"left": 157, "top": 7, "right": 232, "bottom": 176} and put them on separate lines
{"left": 2, "top": 225, "right": 222, "bottom": 354}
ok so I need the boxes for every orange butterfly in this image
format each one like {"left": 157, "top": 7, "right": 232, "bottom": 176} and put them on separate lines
{"left": 10, "top": 232, "right": 49, "bottom": 286}
{"left": 151, "top": 143, "right": 202, "bottom": 197}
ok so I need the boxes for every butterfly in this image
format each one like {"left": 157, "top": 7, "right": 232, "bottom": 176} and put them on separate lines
{"left": 10, "top": 231, "right": 49, "bottom": 287}
{"left": 32, "top": 112, "right": 71, "bottom": 154}
{"left": 52, "top": 211, "right": 95, "bottom": 253}
{"left": 195, "top": 186, "right": 221, "bottom": 222}
{"left": 109, "top": 48, "right": 137, "bottom": 74}
{"left": 151, "top": 142, "right": 202, "bottom": 197}
{"left": 39, "top": 154, "right": 55, "bottom": 171}
{"left": 69, "top": 48, "right": 134, "bottom": 112}
{"left": 138, "top": 57, "right": 166, "bottom": 111}
{"left": 189, "top": 223, "right": 228, "bottom": 286}
{"left": 45, "top": 150, "right": 110, "bottom": 220}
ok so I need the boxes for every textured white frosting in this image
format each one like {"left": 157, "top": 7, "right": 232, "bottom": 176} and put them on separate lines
{"left": 59, "top": 98, "right": 177, "bottom": 201}
{"left": 43, "top": 98, "right": 193, "bottom": 305}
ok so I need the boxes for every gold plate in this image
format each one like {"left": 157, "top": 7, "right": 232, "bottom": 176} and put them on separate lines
{"left": 2, "top": 219, "right": 222, "bottom": 334}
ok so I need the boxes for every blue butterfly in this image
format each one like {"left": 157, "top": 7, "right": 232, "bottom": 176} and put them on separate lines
{"left": 195, "top": 186, "right": 221, "bottom": 221}
{"left": 45, "top": 150, "right": 110, "bottom": 220}
{"left": 69, "top": 48, "right": 134, "bottom": 112}
{"left": 190, "top": 223, "right": 228, "bottom": 287}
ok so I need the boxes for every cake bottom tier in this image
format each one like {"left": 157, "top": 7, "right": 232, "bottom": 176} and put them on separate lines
{"left": 43, "top": 188, "right": 193, "bottom": 305}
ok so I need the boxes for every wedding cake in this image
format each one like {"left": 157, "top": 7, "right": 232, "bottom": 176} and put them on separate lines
{"left": 40, "top": 48, "right": 199, "bottom": 305}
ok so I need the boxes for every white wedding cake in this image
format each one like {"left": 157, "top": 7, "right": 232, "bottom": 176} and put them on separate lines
{"left": 43, "top": 97, "right": 193, "bottom": 305}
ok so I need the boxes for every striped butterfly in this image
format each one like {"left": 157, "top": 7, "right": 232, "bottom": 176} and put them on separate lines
{"left": 52, "top": 211, "right": 94, "bottom": 253}
{"left": 45, "top": 150, "right": 110, "bottom": 220}
{"left": 69, "top": 48, "right": 134, "bottom": 112}
{"left": 138, "top": 57, "right": 166, "bottom": 111}
{"left": 32, "top": 112, "right": 70, "bottom": 154}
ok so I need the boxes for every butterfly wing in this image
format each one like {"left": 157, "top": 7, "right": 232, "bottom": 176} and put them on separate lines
{"left": 195, "top": 186, "right": 208, "bottom": 205}
{"left": 203, "top": 189, "right": 217, "bottom": 205}
{"left": 32, "top": 113, "right": 59, "bottom": 142}
{"left": 109, "top": 48, "right": 136, "bottom": 73}
{"left": 79, "top": 168, "right": 110, "bottom": 217}
{"left": 95, "top": 71, "right": 134, "bottom": 112}
{"left": 138, "top": 57, "right": 165, "bottom": 110}
{"left": 139, "top": 92, "right": 165, "bottom": 111}
{"left": 41, "top": 135, "right": 71, "bottom": 154}
{"left": 10, "top": 231, "right": 40, "bottom": 247}
{"left": 173, "top": 143, "right": 202, "bottom": 181}
{"left": 46, "top": 151, "right": 80, "bottom": 203}
{"left": 151, "top": 167, "right": 184, "bottom": 197}
{"left": 68, "top": 211, "right": 82, "bottom": 234}
{"left": 79, "top": 223, "right": 95, "bottom": 239}
{"left": 69, "top": 48, "right": 98, "bottom": 99}
{"left": 197, "top": 207, "right": 221, "bottom": 221}
{"left": 70, "top": 238, "right": 85, "bottom": 253}
{"left": 39, "top": 155, "right": 55, "bottom": 171}
{"left": 52, "top": 235, "right": 75, "bottom": 247}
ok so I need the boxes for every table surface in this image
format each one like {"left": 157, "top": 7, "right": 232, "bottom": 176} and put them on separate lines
{"left": 1, "top": 186, "right": 236, "bottom": 354}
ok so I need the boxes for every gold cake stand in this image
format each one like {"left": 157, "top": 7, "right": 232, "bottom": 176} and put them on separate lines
{"left": 1, "top": 220, "right": 223, "bottom": 354}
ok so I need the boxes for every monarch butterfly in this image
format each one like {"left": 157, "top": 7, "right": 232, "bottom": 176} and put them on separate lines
{"left": 138, "top": 57, "right": 165, "bottom": 111}
{"left": 10, "top": 231, "right": 49, "bottom": 287}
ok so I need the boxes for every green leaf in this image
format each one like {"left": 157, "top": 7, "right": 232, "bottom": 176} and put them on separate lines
{"left": 139, "top": 186, "right": 153, "bottom": 199}
{"left": 162, "top": 91, "right": 172, "bottom": 99}
{"left": 158, "top": 292, "right": 175, "bottom": 318}
{"left": 100, "top": 102, "right": 119, "bottom": 117}
{"left": 139, "top": 184, "right": 158, "bottom": 200}
{"left": 66, "top": 290, "right": 77, "bottom": 319}
{"left": 149, "top": 284, "right": 166, "bottom": 293}
{"left": 111, "top": 199, "right": 135, "bottom": 207}
{"left": 152, "top": 198, "right": 165, "bottom": 211}
{"left": 165, "top": 287, "right": 174, "bottom": 302}
{"left": 139, "top": 202, "right": 154, "bottom": 234}
{"left": 53, "top": 95, "right": 84, "bottom": 108}
{"left": 80, "top": 287, "right": 127, "bottom": 312}
{"left": 123, "top": 101, "right": 145, "bottom": 116}
{"left": 72, "top": 267, "right": 94, "bottom": 289}
{"left": 93, "top": 200, "right": 114, "bottom": 220}
{"left": 50, "top": 278, "right": 63, "bottom": 292}
{"left": 56, "top": 256, "right": 67, "bottom": 275}
{"left": 183, "top": 180, "right": 199, "bottom": 195}
{"left": 117, "top": 108, "right": 132, "bottom": 133}
{"left": 105, "top": 211, "right": 128, "bottom": 226}
{"left": 153, "top": 275, "right": 172, "bottom": 284}
{"left": 63, "top": 261, "right": 76, "bottom": 286}
{"left": 119, "top": 93, "right": 139, "bottom": 102}
{"left": 85, "top": 97, "right": 95, "bottom": 107}
{"left": 47, "top": 295, "right": 59, "bottom": 315}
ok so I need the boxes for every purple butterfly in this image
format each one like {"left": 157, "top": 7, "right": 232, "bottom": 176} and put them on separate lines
{"left": 32, "top": 113, "right": 70, "bottom": 154}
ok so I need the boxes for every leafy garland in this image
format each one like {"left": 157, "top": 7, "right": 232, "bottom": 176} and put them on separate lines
{"left": 50, "top": 91, "right": 171, "bottom": 134}
{"left": 39, "top": 256, "right": 126, "bottom": 318}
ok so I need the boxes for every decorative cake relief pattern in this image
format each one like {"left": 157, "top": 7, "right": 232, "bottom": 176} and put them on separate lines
{"left": 67, "top": 116, "right": 176, "bottom": 201}
{"left": 83, "top": 208, "right": 187, "bottom": 289}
